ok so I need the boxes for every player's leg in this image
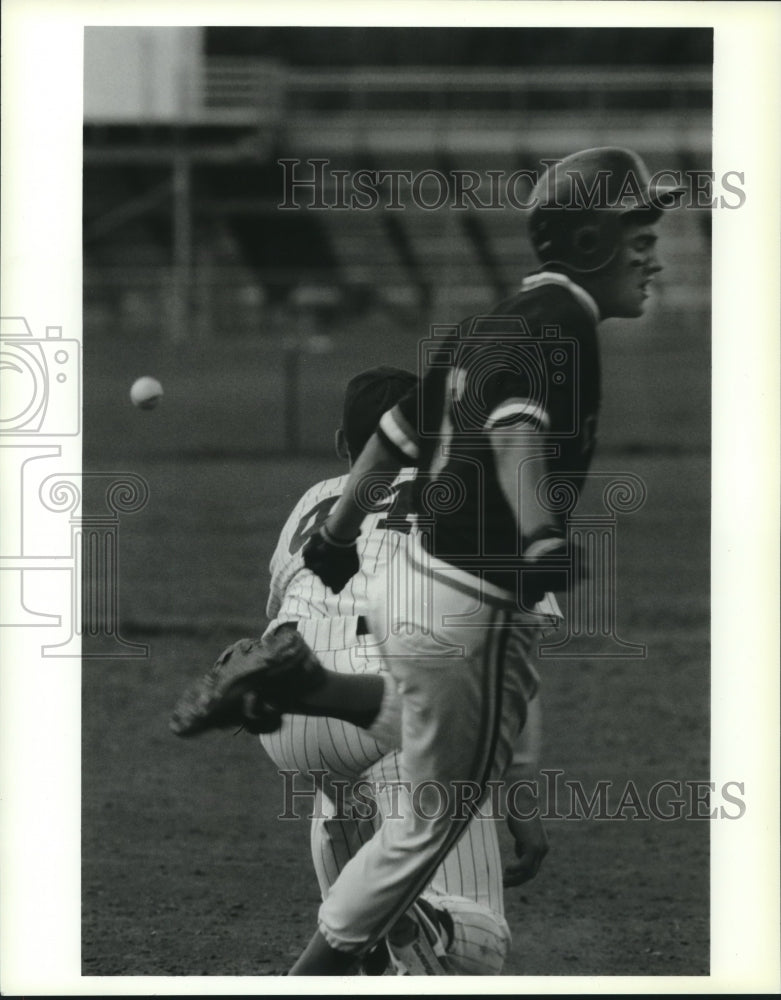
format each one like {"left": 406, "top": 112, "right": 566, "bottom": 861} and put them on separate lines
{"left": 287, "top": 625, "right": 536, "bottom": 937}
{"left": 270, "top": 598, "right": 538, "bottom": 976}
{"left": 301, "top": 751, "right": 511, "bottom": 976}
{"left": 309, "top": 788, "right": 380, "bottom": 900}
{"left": 289, "top": 644, "right": 516, "bottom": 974}
{"left": 307, "top": 635, "right": 529, "bottom": 965}
{"left": 420, "top": 789, "right": 512, "bottom": 974}
{"left": 292, "top": 534, "right": 541, "bottom": 974}
{"left": 259, "top": 634, "right": 396, "bottom": 915}
{"left": 418, "top": 628, "right": 540, "bottom": 973}
{"left": 419, "top": 890, "right": 510, "bottom": 975}
{"left": 362, "top": 751, "right": 512, "bottom": 975}
{"left": 306, "top": 734, "right": 510, "bottom": 975}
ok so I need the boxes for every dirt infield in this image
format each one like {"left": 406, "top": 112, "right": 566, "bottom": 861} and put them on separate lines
{"left": 82, "top": 303, "right": 710, "bottom": 978}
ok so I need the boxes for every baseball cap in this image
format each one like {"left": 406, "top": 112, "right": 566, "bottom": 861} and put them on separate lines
{"left": 342, "top": 366, "right": 418, "bottom": 458}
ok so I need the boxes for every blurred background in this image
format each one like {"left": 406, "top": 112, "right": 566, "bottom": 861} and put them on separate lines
{"left": 83, "top": 26, "right": 712, "bottom": 457}
{"left": 81, "top": 28, "right": 713, "bottom": 976}
{"left": 83, "top": 27, "right": 712, "bottom": 331}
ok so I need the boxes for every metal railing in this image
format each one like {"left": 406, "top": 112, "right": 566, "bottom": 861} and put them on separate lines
{"left": 201, "top": 60, "right": 711, "bottom": 118}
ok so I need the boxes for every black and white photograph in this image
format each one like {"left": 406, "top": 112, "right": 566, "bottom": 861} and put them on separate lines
{"left": 1, "top": 1, "right": 779, "bottom": 994}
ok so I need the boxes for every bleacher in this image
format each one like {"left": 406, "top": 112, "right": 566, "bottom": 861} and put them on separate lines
{"left": 83, "top": 56, "right": 712, "bottom": 338}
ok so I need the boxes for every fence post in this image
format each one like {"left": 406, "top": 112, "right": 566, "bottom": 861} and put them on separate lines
{"left": 171, "top": 145, "right": 192, "bottom": 343}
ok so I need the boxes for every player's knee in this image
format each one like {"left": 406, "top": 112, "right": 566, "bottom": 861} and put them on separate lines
{"left": 450, "top": 914, "right": 510, "bottom": 975}
{"left": 431, "top": 898, "right": 511, "bottom": 975}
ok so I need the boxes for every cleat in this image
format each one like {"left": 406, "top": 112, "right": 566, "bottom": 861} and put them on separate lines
{"left": 360, "top": 940, "right": 391, "bottom": 975}
{"left": 386, "top": 900, "right": 455, "bottom": 975}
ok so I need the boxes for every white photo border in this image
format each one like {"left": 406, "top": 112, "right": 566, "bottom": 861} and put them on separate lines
{"left": 1, "top": 1, "right": 779, "bottom": 995}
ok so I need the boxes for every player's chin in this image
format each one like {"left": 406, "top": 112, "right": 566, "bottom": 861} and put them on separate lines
{"left": 617, "top": 293, "right": 649, "bottom": 319}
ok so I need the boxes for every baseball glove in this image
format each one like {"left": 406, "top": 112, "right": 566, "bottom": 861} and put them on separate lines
{"left": 169, "top": 628, "right": 327, "bottom": 738}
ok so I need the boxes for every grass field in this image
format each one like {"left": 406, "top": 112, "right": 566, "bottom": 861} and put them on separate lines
{"left": 82, "top": 293, "right": 711, "bottom": 978}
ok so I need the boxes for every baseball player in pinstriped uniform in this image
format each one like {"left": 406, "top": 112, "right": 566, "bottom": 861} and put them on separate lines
{"left": 259, "top": 367, "right": 550, "bottom": 974}
{"left": 290, "top": 147, "right": 680, "bottom": 975}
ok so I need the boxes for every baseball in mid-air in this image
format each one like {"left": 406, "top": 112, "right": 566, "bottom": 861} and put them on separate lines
{"left": 130, "top": 376, "right": 164, "bottom": 409}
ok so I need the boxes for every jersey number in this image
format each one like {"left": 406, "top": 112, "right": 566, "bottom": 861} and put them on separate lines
{"left": 288, "top": 482, "right": 415, "bottom": 555}
{"left": 288, "top": 496, "right": 339, "bottom": 554}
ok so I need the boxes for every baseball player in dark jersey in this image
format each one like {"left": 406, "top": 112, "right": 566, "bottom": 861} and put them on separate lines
{"left": 289, "top": 146, "right": 680, "bottom": 975}
{"left": 259, "top": 367, "right": 548, "bottom": 974}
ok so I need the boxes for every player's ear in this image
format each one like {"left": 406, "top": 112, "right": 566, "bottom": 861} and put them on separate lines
{"left": 335, "top": 428, "right": 350, "bottom": 461}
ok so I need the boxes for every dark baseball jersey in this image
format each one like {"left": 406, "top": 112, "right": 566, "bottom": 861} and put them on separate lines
{"left": 377, "top": 271, "right": 601, "bottom": 593}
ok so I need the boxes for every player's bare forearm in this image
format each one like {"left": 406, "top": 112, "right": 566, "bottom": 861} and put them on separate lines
{"left": 500, "top": 766, "right": 549, "bottom": 887}
{"left": 490, "top": 434, "right": 555, "bottom": 545}
{"left": 286, "top": 669, "right": 385, "bottom": 729}
{"left": 325, "top": 431, "right": 404, "bottom": 541}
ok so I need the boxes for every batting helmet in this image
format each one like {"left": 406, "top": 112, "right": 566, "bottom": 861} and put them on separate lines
{"left": 529, "top": 147, "right": 683, "bottom": 273}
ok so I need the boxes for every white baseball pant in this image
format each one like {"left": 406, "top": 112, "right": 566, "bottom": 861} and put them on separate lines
{"left": 260, "top": 617, "right": 514, "bottom": 974}
{"left": 315, "top": 533, "right": 541, "bottom": 960}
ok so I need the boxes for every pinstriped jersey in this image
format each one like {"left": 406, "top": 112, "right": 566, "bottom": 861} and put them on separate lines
{"left": 265, "top": 471, "right": 417, "bottom": 646}
{"left": 377, "top": 271, "right": 601, "bottom": 592}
